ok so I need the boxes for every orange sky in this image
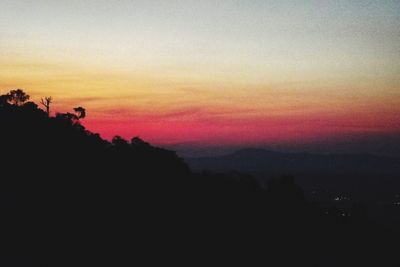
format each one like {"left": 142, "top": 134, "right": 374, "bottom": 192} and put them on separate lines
{"left": 1, "top": 1, "right": 399, "bottom": 152}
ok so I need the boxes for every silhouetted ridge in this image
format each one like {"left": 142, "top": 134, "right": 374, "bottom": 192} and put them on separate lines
{"left": 188, "top": 147, "right": 400, "bottom": 177}
{"left": 229, "top": 147, "right": 285, "bottom": 158}
{"left": 0, "top": 89, "right": 398, "bottom": 267}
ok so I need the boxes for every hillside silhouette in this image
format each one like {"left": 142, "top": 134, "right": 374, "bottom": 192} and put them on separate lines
{"left": 0, "top": 89, "right": 398, "bottom": 266}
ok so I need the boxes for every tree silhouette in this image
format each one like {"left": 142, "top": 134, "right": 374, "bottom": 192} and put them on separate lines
{"left": 7, "top": 89, "right": 29, "bottom": 106}
{"left": 57, "top": 112, "right": 76, "bottom": 120}
{"left": 112, "top": 135, "right": 129, "bottom": 147}
{"left": 40, "top": 97, "right": 52, "bottom": 116}
{"left": 73, "top": 106, "right": 86, "bottom": 119}
{"left": 55, "top": 107, "right": 86, "bottom": 124}
{"left": 131, "top": 136, "right": 150, "bottom": 147}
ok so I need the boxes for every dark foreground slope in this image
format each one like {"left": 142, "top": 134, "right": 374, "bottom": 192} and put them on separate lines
{"left": 0, "top": 93, "right": 399, "bottom": 266}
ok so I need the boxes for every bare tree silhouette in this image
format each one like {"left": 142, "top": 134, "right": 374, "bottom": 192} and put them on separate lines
{"left": 40, "top": 97, "right": 52, "bottom": 116}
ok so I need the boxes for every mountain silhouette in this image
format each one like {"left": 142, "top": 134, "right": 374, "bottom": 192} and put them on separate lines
{"left": 187, "top": 147, "right": 400, "bottom": 173}
{"left": 0, "top": 90, "right": 399, "bottom": 267}
{"left": 187, "top": 148, "right": 400, "bottom": 200}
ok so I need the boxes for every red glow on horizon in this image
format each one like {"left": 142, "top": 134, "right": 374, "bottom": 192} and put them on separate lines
{"left": 82, "top": 108, "right": 400, "bottom": 147}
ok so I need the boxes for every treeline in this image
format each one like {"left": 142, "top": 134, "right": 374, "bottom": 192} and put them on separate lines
{"left": 0, "top": 89, "right": 398, "bottom": 266}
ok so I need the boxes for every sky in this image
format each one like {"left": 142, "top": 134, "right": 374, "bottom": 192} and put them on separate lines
{"left": 1, "top": 0, "right": 400, "bottom": 156}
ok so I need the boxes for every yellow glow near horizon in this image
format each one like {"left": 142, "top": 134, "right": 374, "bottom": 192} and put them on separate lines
{"left": 1, "top": 1, "right": 399, "bottom": 147}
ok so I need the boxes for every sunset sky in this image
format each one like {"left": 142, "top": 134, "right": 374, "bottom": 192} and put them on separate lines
{"left": 1, "top": 1, "right": 399, "bottom": 155}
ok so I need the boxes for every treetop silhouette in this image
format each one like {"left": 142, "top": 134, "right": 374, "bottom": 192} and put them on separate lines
{"left": 73, "top": 106, "right": 86, "bottom": 119}
{"left": 2, "top": 89, "right": 30, "bottom": 106}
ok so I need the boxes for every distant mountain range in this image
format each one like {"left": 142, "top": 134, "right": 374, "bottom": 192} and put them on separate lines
{"left": 186, "top": 148, "right": 400, "bottom": 173}
{"left": 186, "top": 148, "right": 400, "bottom": 199}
